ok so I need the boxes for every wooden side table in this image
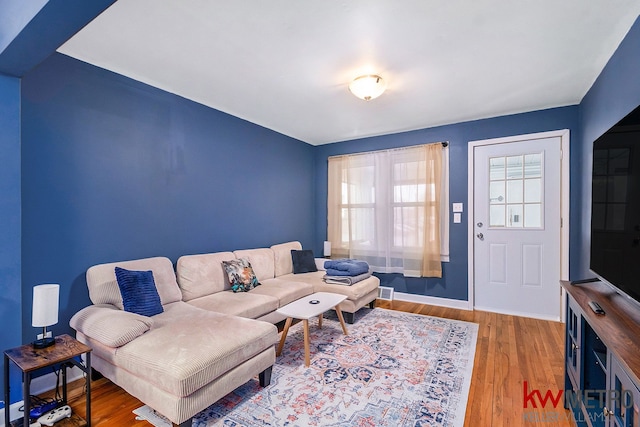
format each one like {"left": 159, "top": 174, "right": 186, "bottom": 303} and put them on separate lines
{"left": 3, "top": 334, "right": 92, "bottom": 427}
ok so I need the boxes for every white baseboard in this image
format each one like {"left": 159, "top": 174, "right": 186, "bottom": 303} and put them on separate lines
{"left": 0, "top": 366, "right": 85, "bottom": 427}
{"left": 392, "top": 292, "right": 473, "bottom": 310}
{"left": 0, "top": 402, "right": 23, "bottom": 427}
{"left": 474, "top": 304, "right": 561, "bottom": 322}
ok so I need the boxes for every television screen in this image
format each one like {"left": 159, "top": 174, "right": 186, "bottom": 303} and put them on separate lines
{"left": 590, "top": 105, "right": 640, "bottom": 304}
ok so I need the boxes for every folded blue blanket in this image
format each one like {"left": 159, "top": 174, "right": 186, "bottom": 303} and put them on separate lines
{"left": 324, "top": 259, "right": 369, "bottom": 276}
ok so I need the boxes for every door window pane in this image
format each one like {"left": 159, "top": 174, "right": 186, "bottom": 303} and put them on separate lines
{"left": 507, "top": 180, "right": 523, "bottom": 203}
{"left": 507, "top": 205, "right": 523, "bottom": 227}
{"left": 524, "top": 154, "right": 542, "bottom": 177}
{"left": 524, "top": 204, "right": 542, "bottom": 227}
{"left": 507, "top": 156, "right": 523, "bottom": 179}
{"left": 490, "top": 181, "right": 505, "bottom": 204}
{"left": 490, "top": 205, "right": 505, "bottom": 227}
{"left": 489, "top": 152, "right": 543, "bottom": 229}
{"left": 524, "top": 178, "right": 541, "bottom": 203}
{"left": 490, "top": 157, "right": 505, "bottom": 180}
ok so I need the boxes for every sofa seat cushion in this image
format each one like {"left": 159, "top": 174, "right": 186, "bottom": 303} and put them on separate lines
{"left": 280, "top": 271, "right": 380, "bottom": 300}
{"left": 114, "top": 302, "right": 278, "bottom": 397}
{"left": 176, "top": 252, "right": 235, "bottom": 301}
{"left": 233, "top": 248, "right": 275, "bottom": 281}
{"left": 186, "top": 291, "right": 279, "bottom": 319}
{"left": 270, "top": 241, "right": 302, "bottom": 276}
{"left": 249, "top": 278, "right": 314, "bottom": 306}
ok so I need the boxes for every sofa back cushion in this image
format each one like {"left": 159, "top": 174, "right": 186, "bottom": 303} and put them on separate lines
{"left": 270, "top": 241, "right": 302, "bottom": 277}
{"left": 86, "top": 257, "right": 182, "bottom": 309}
{"left": 233, "top": 248, "right": 275, "bottom": 281}
{"left": 176, "top": 252, "right": 235, "bottom": 301}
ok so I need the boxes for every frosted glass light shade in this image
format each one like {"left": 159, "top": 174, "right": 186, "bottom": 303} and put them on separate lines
{"left": 323, "top": 241, "right": 332, "bottom": 257}
{"left": 32, "top": 284, "right": 60, "bottom": 327}
{"left": 349, "top": 75, "right": 387, "bottom": 101}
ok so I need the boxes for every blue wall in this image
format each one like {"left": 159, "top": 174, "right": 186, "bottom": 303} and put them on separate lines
{"left": 313, "top": 107, "right": 580, "bottom": 300}
{"left": 20, "top": 53, "right": 316, "bottom": 344}
{"left": 0, "top": 0, "right": 116, "bottom": 405}
{"left": 0, "top": 73, "right": 23, "bottom": 405}
{"left": 574, "top": 16, "right": 640, "bottom": 278}
{"left": 2, "top": 6, "right": 639, "bottom": 407}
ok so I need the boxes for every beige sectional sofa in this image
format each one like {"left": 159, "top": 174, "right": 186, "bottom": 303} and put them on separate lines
{"left": 177, "top": 241, "right": 380, "bottom": 324}
{"left": 70, "top": 241, "right": 379, "bottom": 426}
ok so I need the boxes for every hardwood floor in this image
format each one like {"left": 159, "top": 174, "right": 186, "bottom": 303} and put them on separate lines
{"left": 54, "top": 300, "right": 573, "bottom": 426}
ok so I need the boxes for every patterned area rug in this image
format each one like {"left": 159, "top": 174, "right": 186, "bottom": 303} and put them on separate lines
{"left": 133, "top": 308, "right": 478, "bottom": 427}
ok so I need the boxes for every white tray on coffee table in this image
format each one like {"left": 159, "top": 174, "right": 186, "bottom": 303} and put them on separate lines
{"left": 276, "top": 292, "right": 348, "bottom": 366}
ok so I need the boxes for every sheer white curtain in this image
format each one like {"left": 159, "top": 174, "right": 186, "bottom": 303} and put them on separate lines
{"left": 327, "top": 143, "right": 447, "bottom": 277}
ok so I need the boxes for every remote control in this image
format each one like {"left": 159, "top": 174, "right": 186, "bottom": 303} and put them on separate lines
{"left": 570, "top": 277, "right": 600, "bottom": 285}
{"left": 588, "top": 300, "right": 605, "bottom": 315}
{"left": 37, "top": 405, "right": 72, "bottom": 426}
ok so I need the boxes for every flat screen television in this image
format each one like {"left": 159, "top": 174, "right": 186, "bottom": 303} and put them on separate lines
{"left": 590, "top": 104, "right": 640, "bottom": 304}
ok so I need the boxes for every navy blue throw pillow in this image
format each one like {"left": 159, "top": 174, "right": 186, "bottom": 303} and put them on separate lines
{"left": 115, "top": 267, "right": 164, "bottom": 317}
{"left": 291, "top": 249, "right": 318, "bottom": 274}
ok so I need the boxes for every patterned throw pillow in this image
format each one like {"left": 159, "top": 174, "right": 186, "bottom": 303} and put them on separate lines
{"left": 222, "top": 258, "right": 261, "bottom": 292}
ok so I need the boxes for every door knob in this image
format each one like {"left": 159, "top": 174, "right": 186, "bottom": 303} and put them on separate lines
{"left": 477, "top": 222, "right": 483, "bottom": 228}
{"left": 476, "top": 233, "right": 484, "bottom": 240}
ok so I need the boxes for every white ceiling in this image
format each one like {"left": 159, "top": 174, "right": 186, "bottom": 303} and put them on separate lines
{"left": 58, "top": 1, "right": 640, "bottom": 145}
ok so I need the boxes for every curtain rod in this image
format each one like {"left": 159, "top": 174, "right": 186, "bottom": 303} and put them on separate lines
{"left": 328, "top": 141, "right": 448, "bottom": 160}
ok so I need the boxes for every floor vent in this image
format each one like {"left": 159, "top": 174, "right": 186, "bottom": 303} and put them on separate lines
{"left": 378, "top": 286, "right": 394, "bottom": 301}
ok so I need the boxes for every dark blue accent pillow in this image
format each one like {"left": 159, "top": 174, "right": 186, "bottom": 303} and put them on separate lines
{"left": 115, "top": 267, "right": 164, "bottom": 317}
{"left": 291, "top": 249, "right": 318, "bottom": 274}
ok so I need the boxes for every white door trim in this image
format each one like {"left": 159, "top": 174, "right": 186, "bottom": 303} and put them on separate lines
{"left": 467, "top": 129, "right": 570, "bottom": 318}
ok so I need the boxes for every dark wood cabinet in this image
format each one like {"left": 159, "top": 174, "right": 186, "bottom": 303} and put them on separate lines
{"left": 563, "top": 280, "right": 640, "bottom": 427}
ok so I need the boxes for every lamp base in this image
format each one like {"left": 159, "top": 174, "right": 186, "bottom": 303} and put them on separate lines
{"left": 33, "top": 337, "right": 55, "bottom": 349}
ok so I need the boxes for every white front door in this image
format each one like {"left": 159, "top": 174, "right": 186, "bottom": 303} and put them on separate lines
{"left": 471, "top": 133, "right": 564, "bottom": 320}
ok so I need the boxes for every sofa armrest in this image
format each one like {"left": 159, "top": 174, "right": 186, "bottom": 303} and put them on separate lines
{"left": 70, "top": 304, "right": 154, "bottom": 348}
{"left": 314, "top": 258, "right": 327, "bottom": 271}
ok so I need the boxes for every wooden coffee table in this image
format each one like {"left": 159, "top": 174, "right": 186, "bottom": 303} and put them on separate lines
{"left": 276, "top": 292, "right": 348, "bottom": 366}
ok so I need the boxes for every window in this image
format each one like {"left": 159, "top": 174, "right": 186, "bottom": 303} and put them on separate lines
{"left": 327, "top": 143, "right": 449, "bottom": 277}
{"left": 488, "top": 153, "right": 543, "bottom": 228}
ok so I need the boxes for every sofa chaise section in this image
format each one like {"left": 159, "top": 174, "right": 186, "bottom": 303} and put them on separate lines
{"left": 70, "top": 257, "right": 278, "bottom": 427}
{"left": 279, "top": 269, "right": 379, "bottom": 323}
{"left": 270, "top": 241, "right": 380, "bottom": 323}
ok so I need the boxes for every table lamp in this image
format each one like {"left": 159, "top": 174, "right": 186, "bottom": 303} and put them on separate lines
{"left": 32, "top": 284, "right": 59, "bottom": 349}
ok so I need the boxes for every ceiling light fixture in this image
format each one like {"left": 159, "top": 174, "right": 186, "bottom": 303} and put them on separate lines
{"left": 348, "top": 74, "right": 386, "bottom": 101}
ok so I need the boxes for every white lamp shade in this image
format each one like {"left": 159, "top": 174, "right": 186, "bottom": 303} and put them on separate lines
{"left": 323, "top": 241, "right": 332, "bottom": 257}
{"left": 348, "top": 75, "right": 387, "bottom": 101}
{"left": 32, "top": 284, "right": 60, "bottom": 327}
